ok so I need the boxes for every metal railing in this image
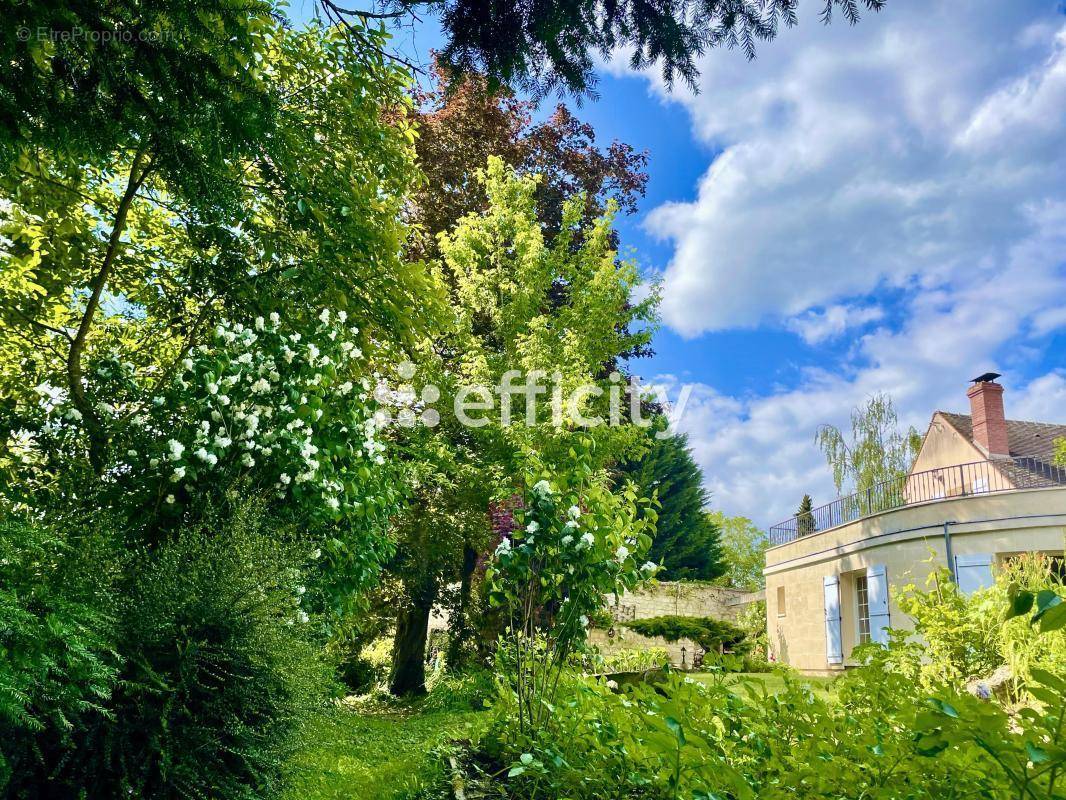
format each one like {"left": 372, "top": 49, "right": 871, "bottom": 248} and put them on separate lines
{"left": 768, "top": 457, "right": 1066, "bottom": 546}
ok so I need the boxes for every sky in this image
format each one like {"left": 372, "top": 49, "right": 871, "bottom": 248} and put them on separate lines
{"left": 292, "top": 0, "right": 1066, "bottom": 529}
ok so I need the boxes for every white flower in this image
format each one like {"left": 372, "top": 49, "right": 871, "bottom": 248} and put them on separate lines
{"left": 171, "top": 466, "right": 186, "bottom": 481}
{"left": 615, "top": 545, "right": 630, "bottom": 561}
{"left": 206, "top": 382, "right": 219, "bottom": 395}
{"left": 296, "top": 585, "right": 306, "bottom": 595}
{"left": 237, "top": 352, "right": 252, "bottom": 365}
{"left": 269, "top": 312, "right": 280, "bottom": 325}
{"left": 241, "top": 453, "right": 255, "bottom": 468}
{"left": 532, "top": 480, "right": 552, "bottom": 496}
{"left": 318, "top": 309, "right": 330, "bottom": 324}
{"left": 568, "top": 505, "right": 581, "bottom": 519}
{"left": 312, "top": 549, "right": 322, "bottom": 559}
{"left": 374, "top": 455, "right": 385, "bottom": 465}
{"left": 195, "top": 447, "right": 210, "bottom": 462}
{"left": 215, "top": 435, "right": 232, "bottom": 449}
{"left": 126, "top": 449, "right": 137, "bottom": 458}
{"left": 495, "top": 538, "right": 512, "bottom": 556}
{"left": 642, "top": 561, "right": 658, "bottom": 573}
{"left": 182, "top": 358, "right": 194, "bottom": 371}
{"left": 337, "top": 310, "right": 347, "bottom": 322}
{"left": 66, "top": 408, "right": 83, "bottom": 421}
{"left": 165, "top": 494, "right": 175, "bottom": 504}
{"left": 149, "top": 458, "right": 159, "bottom": 468}
{"left": 297, "top": 611, "right": 309, "bottom": 624}
{"left": 251, "top": 378, "right": 270, "bottom": 394}
{"left": 339, "top": 381, "right": 353, "bottom": 395}
{"left": 167, "top": 440, "right": 185, "bottom": 460}
{"left": 565, "top": 520, "right": 579, "bottom": 529}
{"left": 308, "top": 344, "right": 320, "bottom": 362}
{"left": 255, "top": 316, "right": 265, "bottom": 330}
{"left": 580, "top": 532, "right": 595, "bottom": 549}
{"left": 218, "top": 395, "right": 230, "bottom": 406}
{"left": 526, "top": 521, "right": 539, "bottom": 533}
{"left": 606, "top": 679, "right": 619, "bottom": 690}
{"left": 561, "top": 535, "right": 574, "bottom": 546}
{"left": 279, "top": 473, "right": 291, "bottom": 485}
{"left": 325, "top": 497, "right": 340, "bottom": 511}
{"left": 579, "top": 615, "right": 589, "bottom": 627}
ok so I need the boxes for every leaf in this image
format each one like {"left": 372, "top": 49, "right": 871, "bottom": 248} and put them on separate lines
{"left": 1006, "top": 588, "right": 1034, "bottom": 619}
{"left": 520, "top": 752, "right": 534, "bottom": 765}
{"left": 926, "top": 698, "right": 959, "bottom": 719}
{"left": 1038, "top": 602, "right": 1066, "bottom": 633}
{"left": 1026, "top": 742, "right": 1051, "bottom": 764}
{"left": 507, "top": 766, "right": 525, "bottom": 777}
{"left": 665, "top": 716, "right": 686, "bottom": 746}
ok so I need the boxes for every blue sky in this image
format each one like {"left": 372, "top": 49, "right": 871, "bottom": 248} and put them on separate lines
{"left": 291, "top": 0, "right": 1066, "bottom": 527}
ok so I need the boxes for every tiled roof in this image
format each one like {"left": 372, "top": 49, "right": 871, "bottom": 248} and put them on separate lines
{"left": 938, "top": 412, "right": 1066, "bottom": 462}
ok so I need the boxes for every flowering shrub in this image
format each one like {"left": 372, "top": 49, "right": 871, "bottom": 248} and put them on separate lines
{"left": 485, "top": 438, "right": 657, "bottom": 734}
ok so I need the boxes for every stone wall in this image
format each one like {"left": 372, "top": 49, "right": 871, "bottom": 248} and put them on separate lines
{"left": 589, "top": 582, "right": 763, "bottom": 668}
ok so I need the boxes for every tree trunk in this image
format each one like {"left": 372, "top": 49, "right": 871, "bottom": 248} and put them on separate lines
{"left": 389, "top": 590, "right": 434, "bottom": 695}
{"left": 446, "top": 542, "right": 478, "bottom": 670}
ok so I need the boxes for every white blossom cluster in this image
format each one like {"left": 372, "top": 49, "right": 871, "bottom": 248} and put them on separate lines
{"left": 129, "top": 309, "right": 389, "bottom": 520}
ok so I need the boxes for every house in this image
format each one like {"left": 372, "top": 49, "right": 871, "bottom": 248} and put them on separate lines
{"left": 764, "top": 375, "right": 1066, "bottom": 675}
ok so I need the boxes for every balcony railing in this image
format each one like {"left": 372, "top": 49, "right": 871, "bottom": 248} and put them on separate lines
{"left": 768, "top": 457, "right": 1066, "bottom": 546}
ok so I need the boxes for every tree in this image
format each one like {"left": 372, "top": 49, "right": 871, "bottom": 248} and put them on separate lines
{"left": 796, "top": 493, "right": 817, "bottom": 536}
{"left": 321, "top": 0, "right": 891, "bottom": 97}
{"left": 385, "top": 159, "right": 658, "bottom": 693}
{"left": 1054, "top": 438, "right": 1065, "bottom": 467}
{"left": 707, "top": 511, "right": 767, "bottom": 592}
{"left": 815, "top": 393, "right": 922, "bottom": 497}
{"left": 616, "top": 429, "right": 724, "bottom": 581}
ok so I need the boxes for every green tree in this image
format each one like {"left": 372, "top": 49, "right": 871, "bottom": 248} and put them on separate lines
{"left": 815, "top": 393, "right": 922, "bottom": 497}
{"left": 1054, "top": 437, "right": 1065, "bottom": 467}
{"left": 385, "top": 158, "right": 658, "bottom": 693}
{"left": 616, "top": 429, "right": 725, "bottom": 581}
{"left": 707, "top": 511, "right": 767, "bottom": 592}
{"left": 796, "top": 493, "right": 817, "bottom": 536}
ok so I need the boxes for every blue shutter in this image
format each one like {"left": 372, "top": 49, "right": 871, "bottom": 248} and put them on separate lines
{"left": 955, "top": 554, "right": 994, "bottom": 594}
{"left": 866, "top": 564, "right": 891, "bottom": 645}
{"left": 823, "top": 575, "right": 843, "bottom": 665}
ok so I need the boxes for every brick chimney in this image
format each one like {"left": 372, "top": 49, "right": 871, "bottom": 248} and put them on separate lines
{"left": 967, "top": 373, "right": 1010, "bottom": 458}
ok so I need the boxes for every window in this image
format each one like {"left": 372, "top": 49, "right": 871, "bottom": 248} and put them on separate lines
{"left": 856, "top": 575, "right": 871, "bottom": 644}
{"left": 972, "top": 476, "right": 989, "bottom": 494}
{"left": 777, "top": 585, "right": 786, "bottom": 617}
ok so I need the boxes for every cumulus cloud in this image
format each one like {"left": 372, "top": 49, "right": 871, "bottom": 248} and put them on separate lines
{"left": 625, "top": 1, "right": 1066, "bottom": 336}
{"left": 615, "top": 1, "right": 1066, "bottom": 526}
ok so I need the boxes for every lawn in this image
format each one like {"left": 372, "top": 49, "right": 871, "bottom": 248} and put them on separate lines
{"left": 690, "top": 671, "right": 838, "bottom": 699}
{"left": 285, "top": 700, "right": 487, "bottom": 800}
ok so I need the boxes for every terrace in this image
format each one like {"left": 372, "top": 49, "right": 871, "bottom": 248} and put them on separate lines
{"left": 768, "top": 457, "right": 1066, "bottom": 546}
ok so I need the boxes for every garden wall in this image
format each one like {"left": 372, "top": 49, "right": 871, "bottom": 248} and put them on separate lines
{"left": 588, "top": 582, "right": 762, "bottom": 668}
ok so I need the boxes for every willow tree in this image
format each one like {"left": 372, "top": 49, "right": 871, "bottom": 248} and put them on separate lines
{"left": 815, "top": 393, "right": 922, "bottom": 497}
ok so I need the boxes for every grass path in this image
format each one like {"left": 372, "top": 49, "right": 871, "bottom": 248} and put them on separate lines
{"left": 286, "top": 701, "right": 487, "bottom": 800}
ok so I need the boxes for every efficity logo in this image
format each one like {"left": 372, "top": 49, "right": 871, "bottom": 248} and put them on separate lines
{"left": 374, "top": 362, "right": 693, "bottom": 438}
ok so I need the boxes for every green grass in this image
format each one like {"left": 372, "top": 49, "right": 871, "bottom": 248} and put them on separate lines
{"left": 689, "top": 671, "right": 838, "bottom": 699}
{"left": 285, "top": 700, "right": 488, "bottom": 800}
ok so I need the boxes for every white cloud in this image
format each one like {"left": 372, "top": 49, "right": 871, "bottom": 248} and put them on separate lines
{"left": 625, "top": 1, "right": 1066, "bottom": 336}
{"left": 787, "top": 304, "right": 884, "bottom": 344}
{"left": 619, "top": 2, "right": 1066, "bottom": 527}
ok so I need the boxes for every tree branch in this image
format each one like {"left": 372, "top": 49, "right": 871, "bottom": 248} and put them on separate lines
{"left": 66, "top": 147, "right": 153, "bottom": 472}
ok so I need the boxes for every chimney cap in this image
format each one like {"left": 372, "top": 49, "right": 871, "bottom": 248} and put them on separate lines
{"left": 971, "top": 372, "right": 1002, "bottom": 384}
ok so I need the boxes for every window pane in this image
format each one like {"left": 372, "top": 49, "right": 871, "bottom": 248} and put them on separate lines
{"left": 856, "top": 575, "right": 871, "bottom": 645}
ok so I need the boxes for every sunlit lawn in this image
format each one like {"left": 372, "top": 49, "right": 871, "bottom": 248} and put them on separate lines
{"left": 690, "top": 671, "right": 838, "bottom": 700}
{"left": 286, "top": 700, "right": 487, "bottom": 800}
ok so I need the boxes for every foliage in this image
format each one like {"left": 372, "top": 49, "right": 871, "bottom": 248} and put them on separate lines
{"left": 483, "top": 637, "right": 1066, "bottom": 800}
{"left": 1054, "top": 436, "right": 1066, "bottom": 467}
{"left": 0, "top": 517, "right": 122, "bottom": 793}
{"left": 625, "top": 615, "right": 749, "bottom": 655}
{"left": 616, "top": 430, "right": 725, "bottom": 580}
{"left": 596, "top": 647, "right": 671, "bottom": 673}
{"left": 420, "top": 0, "right": 890, "bottom": 97}
{"left": 423, "top": 668, "right": 497, "bottom": 713}
{"left": 707, "top": 511, "right": 767, "bottom": 591}
{"left": 894, "top": 554, "right": 1066, "bottom": 698}
{"left": 409, "top": 62, "right": 648, "bottom": 262}
{"left": 1, "top": 18, "right": 427, "bottom": 490}
{"left": 815, "top": 392, "right": 922, "bottom": 496}
{"left": 734, "top": 600, "right": 769, "bottom": 660}
{"left": 486, "top": 438, "right": 657, "bottom": 734}
{"left": 64, "top": 508, "right": 334, "bottom": 799}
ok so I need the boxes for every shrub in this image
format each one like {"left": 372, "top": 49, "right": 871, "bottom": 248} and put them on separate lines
{"left": 423, "top": 667, "right": 497, "bottom": 713}
{"left": 0, "top": 517, "right": 122, "bottom": 794}
{"left": 625, "top": 615, "right": 749, "bottom": 656}
{"left": 596, "top": 647, "right": 670, "bottom": 673}
{"left": 68, "top": 510, "right": 334, "bottom": 798}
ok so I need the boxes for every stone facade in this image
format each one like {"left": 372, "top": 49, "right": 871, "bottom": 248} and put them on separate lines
{"left": 588, "top": 582, "right": 762, "bottom": 668}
